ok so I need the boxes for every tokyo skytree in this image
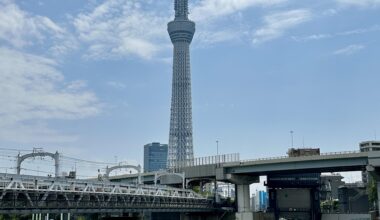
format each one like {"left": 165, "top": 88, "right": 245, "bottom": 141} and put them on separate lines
{"left": 167, "top": 0, "right": 195, "bottom": 168}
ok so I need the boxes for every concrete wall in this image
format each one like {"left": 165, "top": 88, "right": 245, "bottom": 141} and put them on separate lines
{"left": 160, "top": 175, "right": 183, "bottom": 185}
{"left": 277, "top": 188, "right": 311, "bottom": 210}
{"left": 252, "top": 213, "right": 275, "bottom": 220}
{"left": 184, "top": 165, "right": 216, "bottom": 179}
{"left": 322, "top": 213, "right": 371, "bottom": 220}
{"left": 144, "top": 213, "right": 235, "bottom": 220}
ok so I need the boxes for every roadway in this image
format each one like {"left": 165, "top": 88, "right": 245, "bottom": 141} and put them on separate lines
{"left": 112, "top": 151, "right": 380, "bottom": 185}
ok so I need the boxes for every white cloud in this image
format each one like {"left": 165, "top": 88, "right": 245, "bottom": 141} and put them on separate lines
{"left": 73, "top": 0, "right": 168, "bottom": 60}
{"left": 0, "top": 47, "right": 100, "bottom": 142}
{"left": 191, "top": 0, "right": 287, "bottom": 21}
{"left": 338, "top": 25, "right": 380, "bottom": 36}
{"left": 323, "top": 8, "right": 339, "bottom": 16}
{"left": 0, "top": 0, "right": 77, "bottom": 55}
{"left": 292, "top": 34, "right": 331, "bottom": 42}
{"left": 107, "top": 81, "right": 126, "bottom": 89}
{"left": 0, "top": 0, "right": 313, "bottom": 60}
{"left": 0, "top": 122, "right": 79, "bottom": 143}
{"left": 190, "top": 0, "right": 288, "bottom": 46}
{"left": 0, "top": 0, "right": 300, "bottom": 59}
{"left": 336, "top": 0, "right": 380, "bottom": 8}
{"left": 293, "top": 25, "right": 380, "bottom": 42}
{"left": 333, "top": 44, "right": 365, "bottom": 55}
{"left": 70, "top": 0, "right": 290, "bottom": 56}
{"left": 196, "top": 29, "right": 243, "bottom": 46}
{"left": 253, "top": 9, "right": 312, "bottom": 44}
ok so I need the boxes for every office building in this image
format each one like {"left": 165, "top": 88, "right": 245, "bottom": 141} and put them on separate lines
{"left": 144, "top": 143, "right": 168, "bottom": 172}
{"left": 338, "top": 182, "right": 369, "bottom": 213}
{"left": 251, "top": 191, "right": 268, "bottom": 212}
{"left": 360, "top": 141, "right": 380, "bottom": 183}
{"left": 320, "top": 174, "right": 345, "bottom": 201}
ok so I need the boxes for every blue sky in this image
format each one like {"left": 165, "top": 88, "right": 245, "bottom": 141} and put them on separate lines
{"left": 0, "top": 0, "right": 379, "bottom": 177}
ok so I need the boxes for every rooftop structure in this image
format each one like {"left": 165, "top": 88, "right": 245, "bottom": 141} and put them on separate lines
{"left": 287, "top": 148, "right": 320, "bottom": 157}
{"left": 360, "top": 141, "right": 380, "bottom": 183}
{"left": 360, "top": 141, "right": 380, "bottom": 152}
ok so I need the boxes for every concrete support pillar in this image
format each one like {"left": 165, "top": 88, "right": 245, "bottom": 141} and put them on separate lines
{"left": 236, "top": 184, "right": 253, "bottom": 220}
{"left": 221, "top": 173, "right": 258, "bottom": 220}
{"left": 38, "top": 214, "right": 42, "bottom": 220}
{"left": 32, "top": 214, "right": 35, "bottom": 220}
{"left": 180, "top": 213, "right": 189, "bottom": 220}
{"left": 367, "top": 165, "right": 380, "bottom": 214}
{"left": 46, "top": 213, "right": 49, "bottom": 220}
{"left": 67, "top": 213, "right": 71, "bottom": 220}
{"left": 377, "top": 182, "right": 380, "bottom": 213}
{"left": 60, "top": 213, "right": 63, "bottom": 220}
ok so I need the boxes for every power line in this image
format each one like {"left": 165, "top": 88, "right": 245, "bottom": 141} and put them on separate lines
{"left": 0, "top": 167, "right": 15, "bottom": 169}
{"left": 60, "top": 155, "right": 117, "bottom": 166}
{"left": 0, "top": 155, "right": 16, "bottom": 158}
{"left": 20, "top": 168, "right": 54, "bottom": 175}
{"left": 0, "top": 147, "right": 33, "bottom": 152}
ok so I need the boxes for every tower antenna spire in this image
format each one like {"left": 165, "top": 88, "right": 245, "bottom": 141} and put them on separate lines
{"left": 175, "top": 0, "right": 189, "bottom": 19}
{"left": 168, "top": 0, "right": 195, "bottom": 169}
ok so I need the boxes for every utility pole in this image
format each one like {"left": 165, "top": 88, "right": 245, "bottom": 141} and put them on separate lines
{"left": 216, "top": 140, "right": 219, "bottom": 155}
{"left": 114, "top": 156, "right": 118, "bottom": 175}
{"left": 290, "top": 131, "right": 294, "bottom": 148}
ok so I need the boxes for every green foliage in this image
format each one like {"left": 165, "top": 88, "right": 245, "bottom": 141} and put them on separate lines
{"left": 332, "top": 200, "right": 339, "bottom": 211}
{"left": 77, "top": 216, "right": 87, "bottom": 220}
{"left": 320, "top": 199, "right": 339, "bottom": 212}
{"left": 193, "top": 186, "right": 200, "bottom": 193}
{"left": 368, "top": 178, "right": 378, "bottom": 210}
{"left": 368, "top": 179, "right": 378, "bottom": 203}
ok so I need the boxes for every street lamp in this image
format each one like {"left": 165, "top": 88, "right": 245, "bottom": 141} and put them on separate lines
{"left": 216, "top": 140, "right": 219, "bottom": 156}
{"left": 290, "top": 131, "right": 294, "bottom": 148}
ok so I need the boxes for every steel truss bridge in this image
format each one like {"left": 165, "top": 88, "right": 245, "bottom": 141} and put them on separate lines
{"left": 0, "top": 173, "right": 213, "bottom": 214}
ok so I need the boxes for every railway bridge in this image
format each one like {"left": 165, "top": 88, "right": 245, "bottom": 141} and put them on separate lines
{"left": 0, "top": 173, "right": 214, "bottom": 217}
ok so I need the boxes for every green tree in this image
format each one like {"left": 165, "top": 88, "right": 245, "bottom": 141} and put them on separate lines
{"left": 77, "top": 216, "right": 87, "bottom": 220}
{"left": 368, "top": 179, "right": 378, "bottom": 210}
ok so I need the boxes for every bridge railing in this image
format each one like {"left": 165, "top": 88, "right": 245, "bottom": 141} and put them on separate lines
{"left": 240, "top": 150, "right": 362, "bottom": 163}
{"left": 173, "top": 153, "right": 240, "bottom": 169}
{"left": 0, "top": 173, "right": 207, "bottom": 200}
{"left": 319, "top": 150, "right": 361, "bottom": 156}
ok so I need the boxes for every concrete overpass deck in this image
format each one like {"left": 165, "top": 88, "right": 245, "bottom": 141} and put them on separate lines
{"left": 131, "top": 151, "right": 375, "bottom": 182}
{"left": 223, "top": 151, "right": 370, "bottom": 175}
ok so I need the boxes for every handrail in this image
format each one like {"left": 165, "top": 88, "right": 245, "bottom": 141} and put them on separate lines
{"left": 173, "top": 153, "right": 240, "bottom": 169}
{"left": 240, "top": 150, "right": 362, "bottom": 163}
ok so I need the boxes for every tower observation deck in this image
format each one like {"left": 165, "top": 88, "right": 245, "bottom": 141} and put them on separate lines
{"left": 167, "top": 0, "right": 195, "bottom": 168}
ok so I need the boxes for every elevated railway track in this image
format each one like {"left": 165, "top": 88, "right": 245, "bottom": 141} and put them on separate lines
{"left": 0, "top": 173, "right": 213, "bottom": 214}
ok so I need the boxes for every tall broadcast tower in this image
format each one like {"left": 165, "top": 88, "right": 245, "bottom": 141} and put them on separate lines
{"left": 167, "top": 0, "right": 195, "bottom": 168}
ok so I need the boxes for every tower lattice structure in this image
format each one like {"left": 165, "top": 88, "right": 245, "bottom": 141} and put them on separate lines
{"left": 167, "top": 0, "right": 195, "bottom": 168}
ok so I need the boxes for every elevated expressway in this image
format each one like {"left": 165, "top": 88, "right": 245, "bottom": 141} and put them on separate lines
{"left": 6, "top": 151, "right": 380, "bottom": 218}
{"left": 113, "top": 151, "right": 380, "bottom": 219}
{"left": 114, "top": 151, "right": 377, "bottom": 182}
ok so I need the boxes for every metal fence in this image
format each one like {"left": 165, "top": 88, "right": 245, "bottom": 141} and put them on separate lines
{"left": 174, "top": 153, "right": 240, "bottom": 169}
{"left": 240, "top": 150, "right": 362, "bottom": 163}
